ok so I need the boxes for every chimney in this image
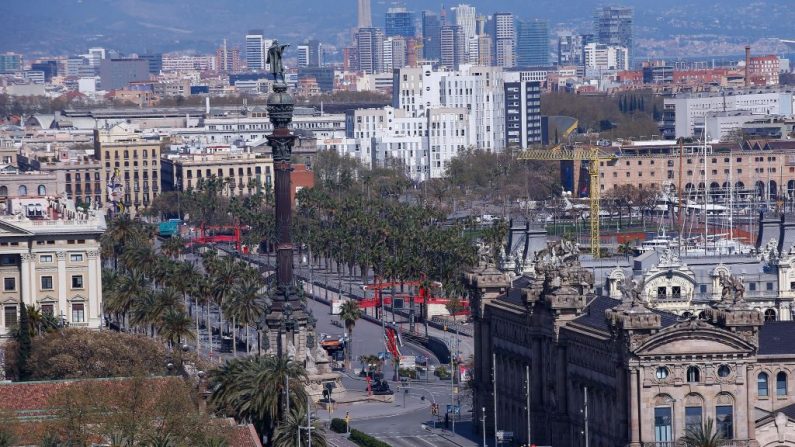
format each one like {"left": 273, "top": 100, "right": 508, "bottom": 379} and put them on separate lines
{"left": 745, "top": 45, "right": 751, "bottom": 87}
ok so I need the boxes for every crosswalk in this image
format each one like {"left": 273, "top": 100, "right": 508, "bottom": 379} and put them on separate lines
{"left": 368, "top": 433, "right": 462, "bottom": 447}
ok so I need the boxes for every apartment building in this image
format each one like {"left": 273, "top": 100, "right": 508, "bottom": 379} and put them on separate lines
{"left": 160, "top": 149, "right": 273, "bottom": 195}
{"left": 17, "top": 148, "right": 103, "bottom": 208}
{"left": 93, "top": 125, "right": 161, "bottom": 217}
{"left": 393, "top": 64, "right": 505, "bottom": 151}
{"left": 0, "top": 197, "right": 105, "bottom": 340}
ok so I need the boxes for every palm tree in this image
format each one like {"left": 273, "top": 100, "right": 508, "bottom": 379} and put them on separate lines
{"left": 338, "top": 300, "right": 361, "bottom": 371}
{"left": 101, "top": 214, "right": 145, "bottom": 270}
{"left": 208, "top": 355, "right": 307, "bottom": 441}
{"left": 681, "top": 418, "right": 726, "bottom": 447}
{"left": 130, "top": 288, "right": 159, "bottom": 336}
{"left": 107, "top": 271, "right": 149, "bottom": 330}
{"left": 158, "top": 308, "right": 195, "bottom": 348}
{"left": 161, "top": 236, "right": 186, "bottom": 260}
{"left": 271, "top": 406, "right": 327, "bottom": 447}
{"left": 225, "top": 276, "right": 268, "bottom": 355}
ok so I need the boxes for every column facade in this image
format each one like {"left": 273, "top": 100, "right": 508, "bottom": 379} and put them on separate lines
{"left": 57, "top": 251, "right": 67, "bottom": 318}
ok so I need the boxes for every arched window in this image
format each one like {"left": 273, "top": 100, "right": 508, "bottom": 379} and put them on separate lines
{"left": 684, "top": 394, "right": 704, "bottom": 433}
{"left": 770, "top": 180, "right": 778, "bottom": 199}
{"left": 0, "top": 185, "right": 7, "bottom": 196}
{"left": 764, "top": 309, "right": 777, "bottom": 321}
{"left": 18, "top": 185, "right": 27, "bottom": 196}
{"left": 37, "top": 185, "right": 46, "bottom": 196}
{"left": 756, "top": 180, "right": 766, "bottom": 197}
{"left": 697, "top": 311, "right": 707, "bottom": 320}
{"left": 777, "top": 372, "right": 788, "bottom": 396}
{"left": 653, "top": 394, "right": 673, "bottom": 443}
{"left": 758, "top": 372, "right": 769, "bottom": 397}
{"left": 687, "top": 366, "right": 700, "bottom": 383}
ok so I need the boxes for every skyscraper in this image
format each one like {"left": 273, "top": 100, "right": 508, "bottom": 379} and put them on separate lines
{"left": 384, "top": 36, "right": 408, "bottom": 71}
{"left": 440, "top": 25, "right": 466, "bottom": 69}
{"left": 474, "top": 16, "right": 492, "bottom": 66}
{"left": 297, "top": 45, "right": 310, "bottom": 68}
{"left": 516, "top": 19, "right": 549, "bottom": 67}
{"left": 422, "top": 11, "right": 441, "bottom": 62}
{"left": 593, "top": 6, "right": 633, "bottom": 62}
{"left": 452, "top": 4, "right": 477, "bottom": 41}
{"left": 307, "top": 40, "right": 323, "bottom": 67}
{"left": 358, "top": 0, "right": 372, "bottom": 29}
{"left": 0, "top": 53, "right": 23, "bottom": 74}
{"left": 558, "top": 33, "right": 585, "bottom": 66}
{"left": 356, "top": 27, "right": 385, "bottom": 74}
{"left": 504, "top": 74, "right": 542, "bottom": 148}
{"left": 385, "top": 7, "right": 415, "bottom": 37}
{"left": 489, "top": 12, "right": 515, "bottom": 68}
{"left": 245, "top": 30, "right": 266, "bottom": 71}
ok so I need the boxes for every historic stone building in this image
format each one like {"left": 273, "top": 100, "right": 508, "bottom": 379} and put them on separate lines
{"left": 469, "top": 240, "right": 795, "bottom": 446}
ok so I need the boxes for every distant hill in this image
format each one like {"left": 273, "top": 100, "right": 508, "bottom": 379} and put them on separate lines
{"left": 2, "top": 0, "right": 794, "bottom": 56}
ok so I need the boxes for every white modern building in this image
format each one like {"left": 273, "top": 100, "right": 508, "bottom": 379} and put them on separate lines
{"left": 665, "top": 88, "right": 795, "bottom": 138}
{"left": 393, "top": 64, "right": 505, "bottom": 151}
{"left": 583, "top": 43, "right": 629, "bottom": 72}
{"left": 339, "top": 106, "right": 469, "bottom": 181}
{"left": 452, "top": 4, "right": 477, "bottom": 41}
{"left": 245, "top": 31, "right": 269, "bottom": 71}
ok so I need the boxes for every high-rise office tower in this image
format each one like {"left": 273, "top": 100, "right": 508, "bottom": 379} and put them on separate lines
{"left": 356, "top": 27, "right": 385, "bottom": 74}
{"left": 297, "top": 45, "right": 310, "bottom": 68}
{"left": 307, "top": 40, "right": 323, "bottom": 67}
{"left": 503, "top": 75, "right": 542, "bottom": 148}
{"left": 245, "top": 30, "right": 266, "bottom": 71}
{"left": 385, "top": 7, "right": 415, "bottom": 37}
{"left": 422, "top": 11, "right": 441, "bottom": 62}
{"left": 488, "top": 12, "right": 515, "bottom": 68}
{"left": 440, "top": 25, "right": 466, "bottom": 69}
{"left": 139, "top": 54, "right": 163, "bottom": 75}
{"left": 558, "top": 33, "right": 585, "bottom": 66}
{"left": 516, "top": 19, "right": 549, "bottom": 67}
{"left": 385, "top": 36, "right": 408, "bottom": 71}
{"left": 87, "top": 48, "right": 106, "bottom": 68}
{"left": 0, "top": 53, "right": 23, "bottom": 74}
{"left": 452, "top": 4, "right": 477, "bottom": 41}
{"left": 358, "top": 0, "right": 372, "bottom": 28}
{"left": 475, "top": 16, "right": 492, "bottom": 66}
{"left": 593, "top": 6, "right": 633, "bottom": 62}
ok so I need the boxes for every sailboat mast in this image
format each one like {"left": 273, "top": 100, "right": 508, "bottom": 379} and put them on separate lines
{"left": 704, "top": 136, "right": 709, "bottom": 254}
{"left": 729, "top": 150, "right": 734, "bottom": 241}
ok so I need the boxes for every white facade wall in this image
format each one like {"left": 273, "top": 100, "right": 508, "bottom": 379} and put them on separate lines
{"left": 667, "top": 90, "right": 795, "bottom": 138}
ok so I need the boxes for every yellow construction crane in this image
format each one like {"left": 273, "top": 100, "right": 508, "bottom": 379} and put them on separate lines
{"left": 518, "top": 145, "right": 616, "bottom": 258}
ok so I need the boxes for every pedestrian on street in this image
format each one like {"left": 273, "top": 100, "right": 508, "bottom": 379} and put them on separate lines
{"left": 444, "top": 413, "right": 449, "bottom": 429}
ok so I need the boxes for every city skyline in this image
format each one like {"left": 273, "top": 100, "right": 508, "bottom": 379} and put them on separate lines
{"left": 3, "top": 0, "right": 795, "bottom": 58}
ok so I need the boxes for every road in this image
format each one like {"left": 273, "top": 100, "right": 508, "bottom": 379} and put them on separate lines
{"left": 351, "top": 406, "right": 479, "bottom": 447}
{"left": 181, "top": 247, "right": 480, "bottom": 446}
